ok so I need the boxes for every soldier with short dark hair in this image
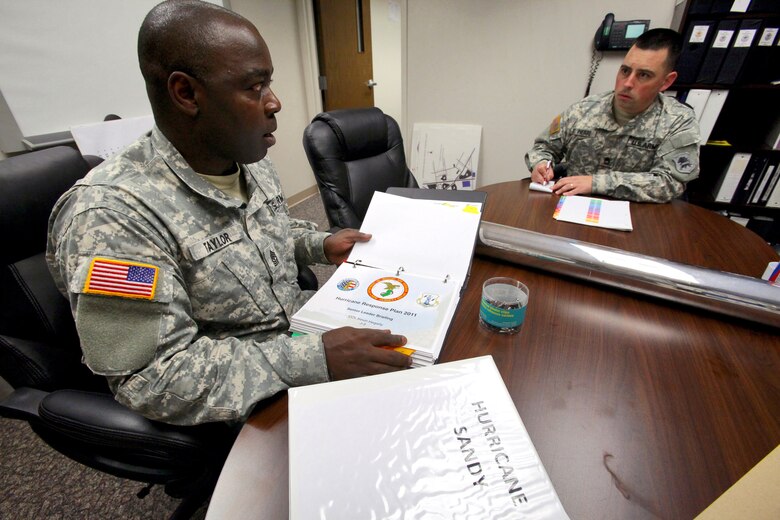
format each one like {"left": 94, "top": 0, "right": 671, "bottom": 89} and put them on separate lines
{"left": 526, "top": 28, "right": 700, "bottom": 203}
{"left": 46, "top": 0, "right": 410, "bottom": 426}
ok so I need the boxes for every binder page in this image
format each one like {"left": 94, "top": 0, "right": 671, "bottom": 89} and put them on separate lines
{"left": 553, "top": 195, "right": 633, "bottom": 231}
{"left": 291, "top": 263, "right": 461, "bottom": 363}
{"left": 349, "top": 191, "right": 483, "bottom": 283}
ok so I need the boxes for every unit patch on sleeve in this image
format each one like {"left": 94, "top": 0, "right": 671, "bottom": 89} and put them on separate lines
{"left": 83, "top": 258, "right": 159, "bottom": 300}
{"left": 549, "top": 114, "right": 562, "bottom": 136}
{"left": 672, "top": 153, "right": 696, "bottom": 174}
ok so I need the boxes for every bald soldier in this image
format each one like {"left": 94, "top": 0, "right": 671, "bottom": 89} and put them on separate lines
{"left": 525, "top": 28, "right": 700, "bottom": 203}
{"left": 46, "top": 0, "right": 410, "bottom": 426}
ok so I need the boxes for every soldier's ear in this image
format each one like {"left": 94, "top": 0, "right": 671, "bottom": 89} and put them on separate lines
{"left": 168, "top": 72, "right": 200, "bottom": 117}
{"left": 660, "top": 71, "right": 677, "bottom": 92}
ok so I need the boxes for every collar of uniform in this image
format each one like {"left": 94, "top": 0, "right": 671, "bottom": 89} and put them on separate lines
{"left": 619, "top": 94, "right": 663, "bottom": 132}
{"left": 600, "top": 92, "right": 663, "bottom": 134}
{"left": 591, "top": 92, "right": 620, "bottom": 132}
{"left": 150, "top": 127, "right": 244, "bottom": 209}
{"left": 242, "top": 158, "right": 286, "bottom": 216}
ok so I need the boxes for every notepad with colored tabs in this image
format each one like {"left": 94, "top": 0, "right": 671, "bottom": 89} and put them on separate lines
{"left": 553, "top": 195, "right": 633, "bottom": 231}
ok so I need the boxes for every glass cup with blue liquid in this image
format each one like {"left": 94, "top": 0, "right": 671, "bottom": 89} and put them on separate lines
{"left": 479, "top": 277, "right": 529, "bottom": 334}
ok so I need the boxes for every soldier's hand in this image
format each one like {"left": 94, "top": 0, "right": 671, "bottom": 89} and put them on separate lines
{"left": 322, "top": 327, "right": 411, "bottom": 380}
{"left": 324, "top": 229, "right": 371, "bottom": 265}
{"left": 531, "top": 161, "right": 554, "bottom": 184}
{"left": 553, "top": 175, "right": 592, "bottom": 196}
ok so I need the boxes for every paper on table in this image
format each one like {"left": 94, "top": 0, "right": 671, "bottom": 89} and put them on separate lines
{"left": 553, "top": 195, "right": 633, "bottom": 231}
{"left": 529, "top": 181, "right": 555, "bottom": 193}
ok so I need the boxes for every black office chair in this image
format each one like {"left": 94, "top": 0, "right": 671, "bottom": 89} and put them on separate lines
{"left": 0, "top": 146, "right": 274, "bottom": 519}
{"left": 302, "top": 107, "right": 418, "bottom": 231}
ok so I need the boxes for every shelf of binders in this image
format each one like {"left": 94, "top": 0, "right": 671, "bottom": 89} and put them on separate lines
{"left": 686, "top": 147, "right": 780, "bottom": 249}
{"left": 675, "top": 0, "right": 779, "bottom": 244}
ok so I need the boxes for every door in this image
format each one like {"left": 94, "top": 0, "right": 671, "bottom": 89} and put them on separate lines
{"left": 314, "top": 0, "right": 375, "bottom": 110}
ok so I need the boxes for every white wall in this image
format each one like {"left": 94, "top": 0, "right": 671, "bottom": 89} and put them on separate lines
{"left": 404, "top": 0, "right": 677, "bottom": 188}
{"left": 0, "top": 1, "right": 318, "bottom": 197}
{"left": 371, "top": 0, "right": 404, "bottom": 129}
{"left": 232, "top": 0, "right": 318, "bottom": 199}
{"left": 2, "top": 1, "right": 681, "bottom": 197}
{"left": 235, "top": 0, "right": 404, "bottom": 200}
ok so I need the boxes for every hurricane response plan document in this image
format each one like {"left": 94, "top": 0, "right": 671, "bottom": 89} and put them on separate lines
{"left": 290, "top": 191, "right": 483, "bottom": 366}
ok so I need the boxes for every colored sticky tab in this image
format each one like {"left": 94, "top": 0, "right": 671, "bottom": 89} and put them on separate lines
{"left": 463, "top": 204, "right": 480, "bottom": 214}
{"left": 381, "top": 346, "right": 416, "bottom": 357}
{"left": 84, "top": 257, "right": 159, "bottom": 300}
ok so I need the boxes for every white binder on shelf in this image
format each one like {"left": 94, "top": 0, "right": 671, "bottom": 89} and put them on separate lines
{"left": 290, "top": 191, "right": 484, "bottom": 367}
{"left": 698, "top": 89, "right": 729, "bottom": 144}
{"left": 288, "top": 356, "right": 570, "bottom": 519}
{"left": 760, "top": 161, "right": 780, "bottom": 206}
{"left": 713, "top": 152, "right": 752, "bottom": 202}
{"left": 685, "top": 89, "right": 712, "bottom": 121}
{"left": 766, "top": 170, "right": 780, "bottom": 208}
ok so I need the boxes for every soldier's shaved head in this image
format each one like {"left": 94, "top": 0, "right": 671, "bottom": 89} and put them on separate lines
{"left": 138, "top": 0, "right": 253, "bottom": 111}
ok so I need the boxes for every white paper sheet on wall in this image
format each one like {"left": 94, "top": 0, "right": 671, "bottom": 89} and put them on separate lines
{"left": 70, "top": 115, "right": 154, "bottom": 160}
{"left": 410, "top": 123, "right": 481, "bottom": 190}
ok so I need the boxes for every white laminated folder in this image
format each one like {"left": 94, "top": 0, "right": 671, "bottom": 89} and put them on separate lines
{"left": 288, "top": 356, "right": 570, "bottom": 519}
{"left": 291, "top": 191, "right": 483, "bottom": 366}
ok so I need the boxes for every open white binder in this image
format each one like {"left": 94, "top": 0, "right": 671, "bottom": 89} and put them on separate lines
{"left": 290, "top": 191, "right": 483, "bottom": 366}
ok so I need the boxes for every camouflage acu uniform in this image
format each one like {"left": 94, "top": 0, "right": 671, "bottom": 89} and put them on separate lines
{"left": 525, "top": 91, "right": 700, "bottom": 203}
{"left": 46, "top": 127, "right": 331, "bottom": 425}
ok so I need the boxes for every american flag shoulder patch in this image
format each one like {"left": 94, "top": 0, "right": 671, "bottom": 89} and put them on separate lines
{"left": 84, "top": 257, "right": 159, "bottom": 300}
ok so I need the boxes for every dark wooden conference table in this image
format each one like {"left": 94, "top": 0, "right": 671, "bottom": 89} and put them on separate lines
{"left": 206, "top": 180, "right": 779, "bottom": 520}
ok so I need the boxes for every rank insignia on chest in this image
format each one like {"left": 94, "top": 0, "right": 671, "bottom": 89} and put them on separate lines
{"left": 84, "top": 258, "right": 159, "bottom": 300}
{"left": 269, "top": 248, "right": 280, "bottom": 267}
{"left": 266, "top": 194, "right": 287, "bottom": 215}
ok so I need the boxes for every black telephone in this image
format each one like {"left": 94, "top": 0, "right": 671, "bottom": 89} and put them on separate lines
{"left": 594, "top": 13, "right": 650, "bottom": 51}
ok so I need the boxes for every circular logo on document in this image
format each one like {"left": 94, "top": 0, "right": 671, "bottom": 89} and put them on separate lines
{"left": 336, "top": 278, "right": 359, "bottom": 291}
{"left": 416, "top": 293, "right": 440, "bottom": 308}
{"left": 367, "top": 277, "right": 409, "bottom": 302}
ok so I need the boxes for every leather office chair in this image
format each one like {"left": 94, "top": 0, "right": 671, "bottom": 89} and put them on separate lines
{"left": 302, "top": 107, "right": 418, "bottom": 231}
{"left": 0, "top": 146, "right": 320, "bottom": 519}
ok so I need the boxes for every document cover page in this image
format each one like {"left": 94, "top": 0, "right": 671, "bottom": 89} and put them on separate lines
{"left": 291, "top": 263, "right": 460, "bottom": 366}
{"left": 288, "top": 356, "right": 570, "bottom": 519}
